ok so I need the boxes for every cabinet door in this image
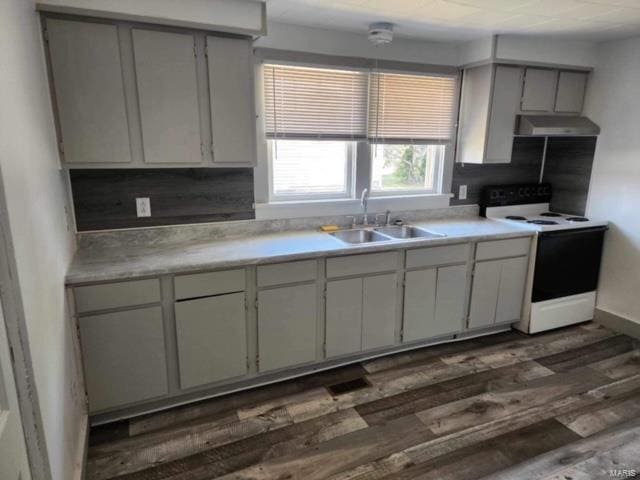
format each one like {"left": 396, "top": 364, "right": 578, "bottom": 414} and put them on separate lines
{"left": 362, "top": 273, "right": 397, "bottom": 350}
{"left": 207, "top": 36, "right": 257, "bottom": 165}
{"left": 258, "top": 284, "right": 317, "bottom": 371}
{"left": 403, "top": 268, "right": 437, "bottom": 342}
{"left": 555, "top": 71, "right": 587, "bottom": 113}
{"left": 133, "top": 29, "right": 202, "bottom": 164}
{"left": 485, "top": 65, "right": 523, "bottom": 163}
{"left": 175, "top": 293, "right": 247, "bottom": 389}
{"left": 521, "top": 68, "right": 558, "bottom": 112}
{"left": 468, "top": 260, "right": 502, "bottom": 329}
{"left": 326, "top": 278, "right": 362, "bottom": 358}
{"left": 47, "top": 19, "right": 131, "bottom": 164}
{"left": 495, "top": 256, "right": 529, "bottom": 324}
{"left": 79, "top": 306, "right": 168, "bottom": 412}
{"left": 433, "top": 264, "right": 468, "bottom": 336}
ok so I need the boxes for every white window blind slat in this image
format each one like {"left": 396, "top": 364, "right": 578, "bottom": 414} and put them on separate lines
{"left": 368, "top": 72, "right": 458, "bottom": 143}
{"left": 263, "top": 64, "right": 368, "bottom": 140}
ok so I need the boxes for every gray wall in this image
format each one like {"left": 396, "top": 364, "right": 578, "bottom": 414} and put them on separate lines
{"left": 0, "top": 1, "right": 86, "bottom": 478}
{"left": 70, "top": 168, "right": 255, "bottom": 231}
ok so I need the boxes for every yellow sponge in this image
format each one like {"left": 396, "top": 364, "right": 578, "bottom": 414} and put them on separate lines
{"left": 319, "top": 225, "right": 340, "bottom": 232}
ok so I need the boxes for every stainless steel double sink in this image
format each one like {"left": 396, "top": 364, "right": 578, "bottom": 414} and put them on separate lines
{"left": 330, "top": 225, "right": 446, "bottom": 245}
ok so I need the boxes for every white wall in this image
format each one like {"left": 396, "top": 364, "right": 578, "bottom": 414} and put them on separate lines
{"left": 0, "top": 1, "right": 86, "bottom": 479}
{"left": 583, "top": 36, "right": 640, "bottom": 325}
{"left": 256, "top": 21, "right": 460, "bottom": 66}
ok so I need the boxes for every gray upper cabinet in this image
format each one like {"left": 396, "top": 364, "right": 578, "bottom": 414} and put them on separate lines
{"left": 457, "top": 64, "right": 523, "bottom": 164}
{"left": 46, "top": 18, "right": 132, "bottom": 164}
{"left": 45, "top": 16, "right": 256, "bottom": 168}
{"left": 132, "top": 29, "right": 203, "bottom": 164}
{"left": 555, "top": 71, "right": 588, "bottom": 113}
{"left": 521, "top": 68, "right": 558, "bottom": 112}
{"left": 207, "top": 36, "right": 257, "bottom": 166}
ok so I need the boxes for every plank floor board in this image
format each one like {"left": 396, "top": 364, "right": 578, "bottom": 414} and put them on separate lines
{"left": 87, "top": 323, "right": 640, "bottom": 480}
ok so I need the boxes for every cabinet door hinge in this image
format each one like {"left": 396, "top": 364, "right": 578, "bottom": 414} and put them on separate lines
{"left": 322, "top": 342, "right": 327, "bottom": 356}
{"left": 58, "top": 141, "right": 64, "bottom": 155}
{"left": 43, "top": 27, "right": 49, "bottom": 43}
{"left": 256, "top": 356, "right": 260, "bottom": 370}
{"left": 246, "top": 356, "right": 250, "bottom": 369}
{"left": 210, "top": 143, "right": 215, "bottom": 161}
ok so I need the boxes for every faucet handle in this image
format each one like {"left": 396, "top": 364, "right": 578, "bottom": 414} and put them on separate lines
{"left": 375, "top": 213, "right": 386, "bottom": 226}
{"left": 346, "top": 216, "right": 357, "bottom": 229}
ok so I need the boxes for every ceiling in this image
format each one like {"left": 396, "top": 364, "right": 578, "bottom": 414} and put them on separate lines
{"left": 265, "top": 0, "right": 640, "bottom": 42}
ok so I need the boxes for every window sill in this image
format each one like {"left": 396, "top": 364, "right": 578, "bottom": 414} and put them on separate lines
{"left": 255, "top": 193, "right": 454, "bottom": 220}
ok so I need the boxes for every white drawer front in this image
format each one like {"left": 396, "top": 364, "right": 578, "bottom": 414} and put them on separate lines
{"left": 75, "top": 279, "right": 160, "bottom": 313}
{"left": 406, "top": 243, "right": 470, "bottom": 269}
{"left": 326, "top": 252, "right": 398, "bottom": 278}
{"left": 476, "top": 237, "right": 531, "bottom": 260}
{"left": 257, "top": 260, "right": 317, "bottom": 287}
{"left": 174, "top": 269, "right": 245, "bottom": 300}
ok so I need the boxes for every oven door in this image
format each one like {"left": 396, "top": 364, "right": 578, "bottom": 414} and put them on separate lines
{"left": 532, "top": 226, "right": 607, "bottom": 302}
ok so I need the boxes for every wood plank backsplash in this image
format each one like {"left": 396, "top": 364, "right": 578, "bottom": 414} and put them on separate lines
{"left": 543, "top": 137, "right": 597, "bottom": 216}
{"left": 70, "top": 169, "right": 255, "bottom": 231}
{"left": 450, "top": 137, "right": 546, "bottom": 206}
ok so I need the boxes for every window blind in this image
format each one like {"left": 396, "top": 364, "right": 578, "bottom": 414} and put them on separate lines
{"left": 368, "top": 72, "right": 458, "bottom": 143}
{"left": 263, "top": 64, "right": 368, "bottom": 140}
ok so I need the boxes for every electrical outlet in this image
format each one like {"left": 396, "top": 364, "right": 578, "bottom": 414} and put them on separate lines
{"left": 459, "top": 185, "right": 467, "bottom": 200}
{"left": 136, "top": 197, "right": 151, "bottom": 217}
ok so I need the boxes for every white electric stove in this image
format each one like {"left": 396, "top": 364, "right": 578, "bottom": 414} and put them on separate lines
{"left": 481, "top": 184, "right": 608, "bottom": 334}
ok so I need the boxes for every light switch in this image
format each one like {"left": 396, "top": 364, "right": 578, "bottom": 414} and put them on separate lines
{"left": 136, "top": 197, "right": 151, "bottom": 217}
{"left": 459, "top": 185, "right": 467, "bottom": 200}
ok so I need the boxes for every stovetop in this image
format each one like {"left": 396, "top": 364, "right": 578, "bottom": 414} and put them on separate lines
{"left": 485, "top": 203, "right": 608, "bottom": 232}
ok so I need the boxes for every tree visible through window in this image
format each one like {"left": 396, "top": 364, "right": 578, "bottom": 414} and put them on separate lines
{"left": 371, "top": 144, "right": 444, "bottom": 193}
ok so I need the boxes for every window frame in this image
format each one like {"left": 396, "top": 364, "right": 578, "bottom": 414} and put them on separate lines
{"left": 267, "top": 140, "right": 357, "bottom": 202}
{"left": 253, "top": 49, "right": 460, "bottom": 208}
{"left": 368, "top": 143, "right": 448, "bottom": 198}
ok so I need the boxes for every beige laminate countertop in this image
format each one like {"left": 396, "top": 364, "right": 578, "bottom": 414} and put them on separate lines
{"left": 66, "top": 217, "right": 535, "bottom": 286}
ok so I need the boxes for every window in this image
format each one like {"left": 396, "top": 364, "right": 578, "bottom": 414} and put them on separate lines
{"left": 371, "top": 144, "right": 444, "bottom": 194}
{"left": 261, "top": 62, "right": 458, "bottom": 202}
{"left": 270, "top": 140, "right": 354, "bottom": 200}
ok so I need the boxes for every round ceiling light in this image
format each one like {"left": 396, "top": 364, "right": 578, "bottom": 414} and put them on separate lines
{"left": 368, "top": 22, "right": 394, "bottom": 45}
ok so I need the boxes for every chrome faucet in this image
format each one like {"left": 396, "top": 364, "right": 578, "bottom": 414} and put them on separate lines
{"left": 360, "top": 188, "right": 370, "bottom": 226}
{"left": 385, "top": 210, "right": 392, "bottom": 226}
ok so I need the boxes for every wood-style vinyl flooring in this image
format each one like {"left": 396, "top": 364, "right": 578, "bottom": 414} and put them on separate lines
{"left": 87, "top": 323, "right": 640, "bottom": 480}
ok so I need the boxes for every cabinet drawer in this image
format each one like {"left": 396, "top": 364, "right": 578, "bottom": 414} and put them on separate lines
{"left": 257, "top": 260, "right": 317, "bottom": 287}
{"left": 476, "top": 237, "right": 531, "bottom": 260}
{"left": 174, "top": 269, "right": 245, "bottom": 300}
{"left": 406, "top": 243, "right": 470, "bottom": 269}
{"left": 326, "top": 252, "right": 398, "bottom": 278}
{"left": 75, "top": 279, "right": 160, "bottom": 313}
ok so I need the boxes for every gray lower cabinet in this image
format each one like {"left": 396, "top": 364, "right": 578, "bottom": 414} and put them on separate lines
{"left": 174, "top": 292, "right": 247, "bottom": 390}
{"left": 326, "top": 273, "right": 397, "bottom": 358}
{"left": 403, "top": 264, "right": 467, "bottom": 342}
{"left": 257, "top": 284, "right": 317, "bottom": 372}
{"left": 79, "top": 306, "right": 168, "bottom": 412}
{"left": 468, "top": 256, "right": 529, "bottom": 329}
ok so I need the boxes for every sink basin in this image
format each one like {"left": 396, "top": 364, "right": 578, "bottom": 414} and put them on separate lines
{"left": 330, "top": 229, "right": 392, "bottom": 244}
{"left": 374, "top": 225, "right": 446, "bottom": 239}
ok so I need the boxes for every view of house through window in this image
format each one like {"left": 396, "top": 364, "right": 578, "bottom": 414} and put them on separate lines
{"left": 371, "top": 144, "right": 444, "bottom": 193}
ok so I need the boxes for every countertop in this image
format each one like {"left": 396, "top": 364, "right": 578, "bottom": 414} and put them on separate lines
{"left": 66, "top": 217, "right": 535, "bottom": 285}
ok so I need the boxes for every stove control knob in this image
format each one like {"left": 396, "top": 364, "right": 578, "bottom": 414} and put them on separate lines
{"left": 524, "top": 187, "right": 531, "bottom": 196}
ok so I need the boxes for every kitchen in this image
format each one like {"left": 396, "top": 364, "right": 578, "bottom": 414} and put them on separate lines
{"left": 1, "top": 1, "right": 639, "bottom": 479}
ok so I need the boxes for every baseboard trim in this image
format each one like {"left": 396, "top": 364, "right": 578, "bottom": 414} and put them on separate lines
{"left": 594, "top": 308, "right": 640, "bottom": 339}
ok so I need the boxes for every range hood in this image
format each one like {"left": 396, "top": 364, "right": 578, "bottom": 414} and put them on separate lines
{"left": 518, "top": 115, "right": 600, "bottom": 136}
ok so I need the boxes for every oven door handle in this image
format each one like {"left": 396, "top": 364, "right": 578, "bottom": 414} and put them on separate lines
{"left": 540, "top": 226, "right": 609, "bottom": 238}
